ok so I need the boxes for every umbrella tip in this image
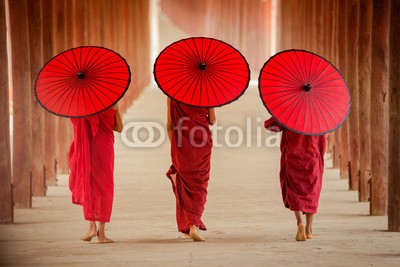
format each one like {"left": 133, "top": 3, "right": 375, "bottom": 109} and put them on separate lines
{"left": 77, "top": 72, "right": 85, "bottom": 79}
{"left": 303, "top": 84, "right": 312, "bottom": 92}
{"left": 199, "top": 62, "right": 206, "bottom": 70}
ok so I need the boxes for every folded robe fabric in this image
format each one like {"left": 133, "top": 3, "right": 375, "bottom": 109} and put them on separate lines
{"left": 265, "top": 117, "right": 326, "bottom": 214}
{"left": 167, "top": 100, "right": 212, "bottom": 234}
{"left": 69, "top": 108, "right": 116, "bottom": 222}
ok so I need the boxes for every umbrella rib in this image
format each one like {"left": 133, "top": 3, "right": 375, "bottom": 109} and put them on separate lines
{"left": 313, "top": 91, "right": 348, "bottom": 114}
{"left": 207, "top": 71, "right": 239, "bottom": 98}
{"left": 86, "top": 79, "right": 115, "bottom": 104}
{"left": 44, "top": 80, "right": 77, "bottom": 112}
{"left": 83, "top": 79, "right": 102, "bottom": 112}
{"left": 204, "top": 41, "right": 222, "bottom": 65}
{"left": 309, "top": 60, "right": 330, "bottom": 86}
{"left": 292, "top": 93, "right": 307, "bottom": 131}
{"left": 81, "top": 46, "right": 92, "bottom": 72}
{"left": 312, "top": 92, "right": 343, "bottom": 122}
{"left": 40, "top": 79, "right": 73, "bottom": 105}
{"left": 272, "top": 92, "right": 304, "bottom": 128}
{"left": 54, "top": 81, "right": 79, "bottom": 114}
{"left": 177, "top": 71, "right": 202, "bottom": 101}
{"left": 189, "top": 71, "right": 202, "bottom": 105}
{"left": 84, "top": 49, "right": 110, "bottom": 75}
{"left": 278, "top": 54, "right": 304, "bottom": 85}
{"left": 208, "top": 73, "right": 229, "bottom": 104}
{"left": 261, "top": 71, "right": 301, "bottom": 87}
{"left": 264, "top": 90, "right": 302, "bottom": 104}
{"left": 38, "top": 79, "right": 76, "bottom": 102}
{"left": 260, "top": 77, "right": 299, "bottom": 88}
{"left": 66, "top": 80, "right": 79, "bottom": 116}
{"left": 61, "top": 53, "right": 79, "bottom": 74}
{"left": 262, "top": 88, "right": 299, "bottom": 97}
{"left": 310, "top": 94, "right": 338, "bottom": 129}
{"left": 88, "top": 79, "right": 123, "bottom": 96}
{"left": 308, "top": 53, "right": 314, "bottom": 82}
{"left": 52, "top": 58, "right": 77, "bottom": 74}
{"left": 163, "top": 47, "right": 198, "bottom": 65}
{"left": 192, "top": 38, "right": 203, "bottom": 64}
{"left": 312, "top": 74, "right": 344, "bottom": 87}
{"left": 201, "top": 70, "right": 221, "bottom": 105}
{"left": 294, "top": 51, "right": 307, "bottom": 84}
{"left": 268, "top": 60, "right": 303, "bottom": 86}
{"left": 71, "top": 48, "right": 81, "bottom": 74}
{"left": 310, "top": 93, "right": 329, "bottom": 133}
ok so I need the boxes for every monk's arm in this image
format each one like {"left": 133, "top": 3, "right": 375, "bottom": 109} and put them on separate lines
{"left": 166, "top": 98, "right": 173, "bottom": 141}
{"left": 112, "top": 105, "right": 123, "bottom": 133}
{"left": 208, "top": 108, "right": 216, "bottom": 125}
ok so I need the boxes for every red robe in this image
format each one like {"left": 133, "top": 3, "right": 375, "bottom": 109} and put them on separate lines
{"left": 69, "top": 108, "right": 116, "bottom": 222}
{"left": 265, "top": 117, "right": 326, "bottom": 214}
{"left": 167, "top": 100, "right": 212, "bottom": 233}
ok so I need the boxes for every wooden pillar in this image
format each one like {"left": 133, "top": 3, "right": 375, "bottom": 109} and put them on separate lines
{"left": 338, "top": 0, "right": 349, "bottom": 179}
{"left": 54, "top": 0, "right": 70, "bottom": 174}
{"left": 388, "top": 0, "right": 400, "bottom": 231}
{"left": 370, "top": 0, "right": 389, "bottom": 216}
{"left": 42, "top": 0, "right": 57, "bottom": 186}
{"left": 0, "top": 0, "right": 13, "bottom": 222}
{"left": 9, "top": 0, "right": 32, "bottom": 208}
{"left": 28, "top": 0, "right": 45, "bottom": 197}
{"left": 332, "top": 0, "right": 341, "bottom": 168}
{"left": 357, "top": 0, "right": 372, "bottom": 202}
{"left": 346, "top": 0, "right": 360, "bottom": 191}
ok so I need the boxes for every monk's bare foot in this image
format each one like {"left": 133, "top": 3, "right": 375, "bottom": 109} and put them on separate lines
{"left": 97, "top": 231, "right": 114, "bottom": 244}
{"left": 80, "top": 232, "right": 97, "bottom": 242}
{"left": 306, "top": 225, "right": 313, "bottom": 239}
{"left": 295, "top": 223, "right": 307, "bottom": 241}
{"left": 189, "top": 226, "right": 205, "bottom": 242}
{"left": 179, "top": 234, "right": 190, "bottom": 239}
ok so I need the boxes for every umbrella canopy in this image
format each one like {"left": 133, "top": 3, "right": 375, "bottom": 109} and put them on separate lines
{"left": 35, "top": 46, "right": 131, "bottom": 118}
{"left": 153, "top": 37, "right": 250, "bottom": 107}
{"left": 259, "top": 49, "right": 351, "bottom": 135}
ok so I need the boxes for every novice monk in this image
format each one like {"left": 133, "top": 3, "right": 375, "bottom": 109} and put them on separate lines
{"left": 69, "top": 105, "right": 123, "bottom": 243}
{"left": 166, "top": 98, "right": 216, "bottom": 242}
{"left": 264, "top": 117, "right": 326, "bottom": 241}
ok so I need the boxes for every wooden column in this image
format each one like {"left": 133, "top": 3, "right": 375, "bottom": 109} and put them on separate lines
{"left": 357, "top": 0, "right": 372, "bottom": 202}
{"left": 42, "top": 0, "right": 57, "bottom": 186}
{"left": 338, "top": 0, "right": 349, "bottom": 179}
{"left": 370, "top": 0, "right": 389, "bottom": 216}
{"left": 53, "top": 0, "right": 70, "bottom": 174}
{"left": 388, "top": 0, "right": 400, "bottom": 232}
{"left": 9, "top": 0, "right": 32, "bottom": 208}
{"left": 332, "top": 0, "right": 341, "bottom": 168}
{"left": 0, "top": 0, "right": 13, "bottom": 222}
{"left": 28, "top": 0, "right": 45, "bottom": 197}
{"left": 346, "top": 0, "right": 360, "bottom": 191}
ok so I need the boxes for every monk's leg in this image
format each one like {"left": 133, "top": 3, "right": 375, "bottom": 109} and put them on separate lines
{"left": 81, "top": 221, "right": 97, "bottom": 241}
{"left": 294, "top": 211, "right": 306, "bottom": 241}
{"left": 97, "top": 222, "right": 114, "bottom": 243}
{"left": 305, "top": 213, "right": 314, "bottom": 239}
{"left": 189, "top": 225, "right": 205, "bottom": 242}
{"left": 170, "top": 173, "right": 177, "bottom": 188}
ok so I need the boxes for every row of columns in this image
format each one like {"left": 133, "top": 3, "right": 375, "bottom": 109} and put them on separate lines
{"left": 0, "top": 0, "right": 151, "bottom": 223}
{"left": 160, "top": 0, "right": 273, "bottom": 73}
{"left": 274, "top": 0, "right": 398, "bottom": 231}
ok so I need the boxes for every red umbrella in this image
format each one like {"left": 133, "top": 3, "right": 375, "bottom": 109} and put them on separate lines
{"left": 35, "top": 46, "right": 131, "bottom": 118}
{"left": 259, "top": 49, "right": 351, "bottom": 135}
{"left": 153, "top": 37, "right": 250, "bottom": 107}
